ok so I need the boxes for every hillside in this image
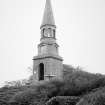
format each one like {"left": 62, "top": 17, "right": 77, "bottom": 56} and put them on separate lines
{"left": 0, "top": 65, "right": 105, "bottom": 105}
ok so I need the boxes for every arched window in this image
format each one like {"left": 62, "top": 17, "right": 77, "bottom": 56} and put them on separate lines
{"left": 38, "top": 63, "right": 44, "bottom": 81}
{"left": 48, "top": 28, "right": 52, "bottom": 37}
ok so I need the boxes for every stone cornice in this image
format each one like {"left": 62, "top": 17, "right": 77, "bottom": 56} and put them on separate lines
{"left": 33, "top": 54, "right": 63, "bottom": 61}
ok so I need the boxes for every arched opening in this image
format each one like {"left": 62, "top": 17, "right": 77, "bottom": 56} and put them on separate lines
{"left": 39, "top": 63, "right": 44, "bottom": 81}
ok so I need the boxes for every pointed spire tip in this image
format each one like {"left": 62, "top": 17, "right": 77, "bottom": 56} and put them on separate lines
{"left": 41, "top": 0, "right": 55, "bottom": 28}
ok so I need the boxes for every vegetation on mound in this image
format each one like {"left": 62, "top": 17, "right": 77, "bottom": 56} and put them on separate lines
{"left": 77, "top": 87, "right": 105, "bottom": 105}
{"left": 46, "top": 96, "right": 80, "bottom": 105}
{"left": 0, "top": 65, "right": 105, "bottom": 105}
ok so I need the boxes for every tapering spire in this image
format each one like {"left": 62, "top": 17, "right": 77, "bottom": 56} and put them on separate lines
{"left": 41, "top": 0, "right": 55, "bottom": 28}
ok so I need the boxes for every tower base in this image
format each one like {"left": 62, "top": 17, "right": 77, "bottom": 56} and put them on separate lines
{"left": 33, "top": 54, "right": 63, "bottom": 81}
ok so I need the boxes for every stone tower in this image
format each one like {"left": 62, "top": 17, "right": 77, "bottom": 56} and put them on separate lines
{"left": 33, "top": 0, "right": 63, "bottom": 81}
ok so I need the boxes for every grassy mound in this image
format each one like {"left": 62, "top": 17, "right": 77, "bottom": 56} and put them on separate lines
{"left": 0, "top": 65, "right": 105, "bottom": 105}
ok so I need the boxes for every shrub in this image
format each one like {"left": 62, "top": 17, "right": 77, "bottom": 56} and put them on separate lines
{"left": 9, "top": 87, "right": 49, "bottom": 105}
{"left": 76, "top": 87, "right": 105, "bottom": 105}
{"left": 0, "top": 99, "right": 8, "bottom": 105}
{"left": 63, "top": 67, "right": 105, "bottom": 96}
{"left": 46, "top": 96, "right": 80, "bottom": 105}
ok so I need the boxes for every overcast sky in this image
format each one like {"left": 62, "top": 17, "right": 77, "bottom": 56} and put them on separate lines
{"left": 0, "top": 0, "right": 105, "bottom": 86}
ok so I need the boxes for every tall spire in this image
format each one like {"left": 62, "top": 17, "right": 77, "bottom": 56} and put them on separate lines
{"left": 41, "top": 0, "right": 55, "bottom": 28}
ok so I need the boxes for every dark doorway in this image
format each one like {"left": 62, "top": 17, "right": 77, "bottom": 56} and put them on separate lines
{"left": 39, "top": 63, "right": 44, "bottom": 81}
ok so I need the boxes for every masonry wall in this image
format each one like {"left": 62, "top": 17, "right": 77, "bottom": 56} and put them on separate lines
{"left": 33, "top": 57, "right": 63, "bottom": 81}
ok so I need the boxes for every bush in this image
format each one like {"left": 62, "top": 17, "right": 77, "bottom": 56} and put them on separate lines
{"left": 9, "top": 80, "right": 62, "bottom": 105}
{"left": 46, "top": 96, "right": 80, "bottom": 105}
{"left": 9, "top": 87, "right": 49, "bottom": 105}
{"left": 76, "top": 87, "right": 105, "bottom": 105}
{"left": 0, "top": 99, "right": 8, "bottom": 105}
{"left": 63, "top": 67, "right": 105, "bottom": 96}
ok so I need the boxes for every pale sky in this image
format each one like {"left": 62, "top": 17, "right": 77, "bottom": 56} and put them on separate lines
{"left": 0, "top": 0, "right": 105, "bottom": 86}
